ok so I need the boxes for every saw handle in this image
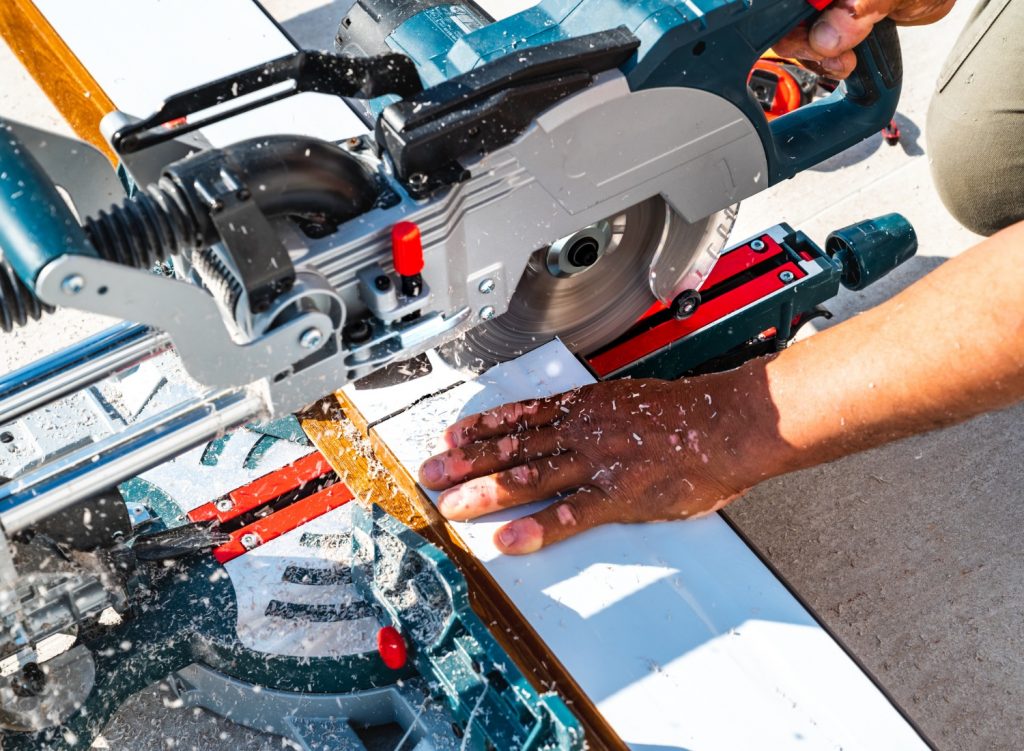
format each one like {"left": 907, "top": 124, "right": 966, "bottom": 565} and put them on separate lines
{"left": 767, "top": 19, "right": 903, "bottom": 181}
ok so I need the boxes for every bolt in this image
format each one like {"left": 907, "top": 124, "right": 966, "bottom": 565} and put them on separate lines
{"left": 750, "top": 239, "right": 766, "bottom": 252}
{"left": 299, "top": 328, "right": 324, "bottom": 349}
{"left": 239, "top": 532, "right": 261, "bottom": 550}
{"left": 408, "top": 173, "right": 428, "bottom": 188}
{"left": 61, "top": 274, "right": 85, "bottom": 295}
{"left": 778, "top": 270, "right": 796, "bottom": 283}
{"left": 567, "top": 237, "right": 600, "bottom": 268}
{"left": 670, "top": 289, "right": 701, "bottom": 320}
{"left": 215, "top": 499, "right": 234, "bottom": 513}
{"left": 479, "top": 306, "right": 496, "bottom": 320}
{"left": 478, "top": 278, "right": 495, "bottom": 294}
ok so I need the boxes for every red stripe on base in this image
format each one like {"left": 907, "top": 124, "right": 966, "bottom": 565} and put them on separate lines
{"left": 189, "top": 451, "right": 334, "bottom": 524}
{"left": 213, "top": 482, "right": 355, "bottom": 564}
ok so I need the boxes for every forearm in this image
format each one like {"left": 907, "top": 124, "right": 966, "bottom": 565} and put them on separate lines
{"left": 733, "top": 221, "right": 1024, "bottom": 480}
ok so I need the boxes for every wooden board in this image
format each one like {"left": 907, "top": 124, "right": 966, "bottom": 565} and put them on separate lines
{"left": 0, "top": 0, "right": 116, "bottom": 160}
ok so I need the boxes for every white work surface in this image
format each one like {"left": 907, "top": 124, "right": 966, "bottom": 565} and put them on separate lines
{"left": 33, "top": 0, "right": 369, "bottom": 145}
{"left": 373, "top": 341, "right": 927, "bottom": 751}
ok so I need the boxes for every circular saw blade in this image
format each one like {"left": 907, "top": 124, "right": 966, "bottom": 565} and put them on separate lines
{"left": 443, "top": 197, "right": 735, "bottom": 369}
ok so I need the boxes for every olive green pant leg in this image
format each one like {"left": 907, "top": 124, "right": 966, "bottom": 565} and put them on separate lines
{"left": 927, "top": 0, "right": 1024, "bottom": 236}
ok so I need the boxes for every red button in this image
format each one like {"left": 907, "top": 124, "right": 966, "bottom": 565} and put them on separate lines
{"left": 392, "top": 221, "right": 424, "bottom": 277}
{"left": 377, "top": 626, "right": 408, "bottom": 670}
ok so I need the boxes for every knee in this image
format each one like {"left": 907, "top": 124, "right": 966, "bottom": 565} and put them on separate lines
{"left": 928, "top": 87, "right": 1024, "bottom": 237}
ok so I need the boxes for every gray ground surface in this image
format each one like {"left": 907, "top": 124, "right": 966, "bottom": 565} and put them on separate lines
{"left": 1, "top": 1, "right": 1020, "bottom": 749}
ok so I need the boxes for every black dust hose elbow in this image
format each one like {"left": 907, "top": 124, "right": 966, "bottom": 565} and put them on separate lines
{"left": 161, "top": 135, "right": 380, "bottom": 247}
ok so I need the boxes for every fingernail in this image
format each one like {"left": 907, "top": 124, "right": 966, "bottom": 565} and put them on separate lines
{"left": 822, "top": 56, "right": 844, "bottom": 73}
{"left": 421, "top": 458, "right": 444, "bottom": 484}
{"left": 496, "top": 518, "right": 543, "bottom": 554}
{"left": 810, "top": 21, "right": 840, "bottom": 54}
{"left": 437, "top": 487, "right": 462, "bottom": 516}
{"left": 497, "top": 524, "right": 519, "bottom": 549}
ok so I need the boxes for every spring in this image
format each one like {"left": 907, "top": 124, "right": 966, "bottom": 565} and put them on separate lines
{"left": 83, "top": 180, "right": 201, "bottom": 270}
{"left": 191, "top": 247, "right": 243, "bottom": 313}
{"left": 0, "top": 180, "right": 202, "bottom": 333}
{"left": 0, "top": 252, "right": 52, "bottom": 333}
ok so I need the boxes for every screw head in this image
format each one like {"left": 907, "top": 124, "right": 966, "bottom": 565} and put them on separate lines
{"left": 778, "top": 270, "right": 796, "bottom": 283}
{"left": 750, "top": 239, "right": 766, "bottom": 252}
{"left": 61, "top": 274, "right": 85, "bottom": 295}
{"left": 479, "top": 305, "right": 496, "bottom": 320}
{"left": 478, "top": 278, "right": 495, "bottom": 294}
{"left": 670, "top": 289, "right": 701, "bottom": 320}
{"left": 239, "top": 532, "right": 261, "bottom": 550}
{"left": 408, "top": 173, "right": 428, "bottom": 187}
{"left": 299, "top": 327, "right": 324, "bottom": 349}
{"left": 215, "top": 499, "right": 234, "bottom": 513}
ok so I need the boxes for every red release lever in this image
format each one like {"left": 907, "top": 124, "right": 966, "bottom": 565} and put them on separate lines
{"left": 805, "top": 0, "right": 833, "bottom": 10}
{"left": 392, "top": 221, "right": 424, "bottom": 277}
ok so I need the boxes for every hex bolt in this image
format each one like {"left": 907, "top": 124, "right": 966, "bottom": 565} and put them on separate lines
{"left": 299, "top": 327, "right": 324, "bottom": 349}
{"left": 778, "top": 270, "right": 796, "bottom": 283}
{"left": 61, "top": 274, "right": 85, "bottom": 295}
{"left": 239, "top": 532, "right": 261, "bottom": 550}
{"left": 478, "top": 278, "right": 495, "bottom": 294}
{"left": 215, "top": 499, "right": 234, "bottom": 513}
{"left": 750, "top": 239, "right": 766, "bottom": 252}
{"left": 479, "top": 306, "right": 496, "bottom": 320}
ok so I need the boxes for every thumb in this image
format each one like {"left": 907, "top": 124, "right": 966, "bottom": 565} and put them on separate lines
{"left": 807, "top": 0, "right": 893, "bottom": 58}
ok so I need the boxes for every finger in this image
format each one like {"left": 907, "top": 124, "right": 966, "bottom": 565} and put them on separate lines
{"left": 772, "top": 26, "right": 824, "bottom": 62}
{"left": 419, "top": 427, "right": 565, "bottom": 490}
{"left": 436, "top": 453, "right": 592, "bottom": 521}
{"left": 799, "top": 50, "right": 858, "bottom": 79}
{"left": 807, "top": 0, "right": 888, "bottom": 59}
{"left": 443, "top": 393, "right": 575, "bottom": 448}
{"left": 493, "top": 488, "right": 620, "bottom": 555}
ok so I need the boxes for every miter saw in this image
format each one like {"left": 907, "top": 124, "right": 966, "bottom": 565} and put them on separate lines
{"left": 0, "top": 0, "right": 918, "bottom": 746}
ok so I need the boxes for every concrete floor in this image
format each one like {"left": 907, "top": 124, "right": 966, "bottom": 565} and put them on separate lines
{"left": 1, "top": 1, "right": 1021, "bottom": 749}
